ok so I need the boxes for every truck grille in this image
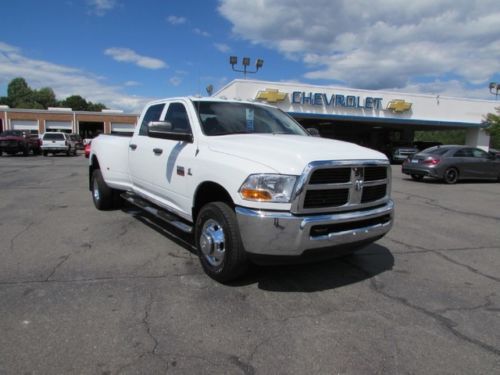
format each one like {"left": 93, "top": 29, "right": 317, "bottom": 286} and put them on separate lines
{"left": 292, "top": 161, "right": 390, "bottom": 214}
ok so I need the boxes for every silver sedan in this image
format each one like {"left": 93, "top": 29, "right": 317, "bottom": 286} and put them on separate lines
{"left": 402, "top": 145, "right": 500, "bottom": 184}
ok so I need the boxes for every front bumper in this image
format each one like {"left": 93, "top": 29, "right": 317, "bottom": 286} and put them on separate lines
{"left": 236, "top": 200, "right": 394, "bottom": 256}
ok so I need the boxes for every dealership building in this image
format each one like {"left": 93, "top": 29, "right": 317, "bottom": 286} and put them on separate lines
{"left": 0, "top": 106, "right": 138, "bottom": 139}
{"left": 216, "top": 80, "right": 498, "bottom": 151}
{"left": 1, "top": 79, "right": 497, "bottom": 151}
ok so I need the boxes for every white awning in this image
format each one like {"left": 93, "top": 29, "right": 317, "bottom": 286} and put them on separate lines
{"left": 46, "top": 121, "right": 73, "bottom": 131}
{"left": 111, "top": 123, "right": 135, "bottom": 132}
{"left": 11, "top": 120, "right": 38, "bottom": 131}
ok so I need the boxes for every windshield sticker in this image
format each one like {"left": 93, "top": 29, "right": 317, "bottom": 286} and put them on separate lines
{"left": 246, "top": 109, "right": 254, "bottom": 132}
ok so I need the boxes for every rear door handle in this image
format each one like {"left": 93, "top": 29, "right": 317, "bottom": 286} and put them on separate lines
{"left": 153, "top": 148, "right": 163, "bottom": 155}
{"left": 129, "top": 144, "right": 137, "bottom": 150}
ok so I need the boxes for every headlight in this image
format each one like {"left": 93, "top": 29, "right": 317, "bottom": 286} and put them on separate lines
{"left": 239, "top": 174, "right": 297, "bottom": 203}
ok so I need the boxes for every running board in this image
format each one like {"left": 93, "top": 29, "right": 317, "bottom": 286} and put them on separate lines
{"left": 121, "top": 192, "right": 193, "bottom": 234}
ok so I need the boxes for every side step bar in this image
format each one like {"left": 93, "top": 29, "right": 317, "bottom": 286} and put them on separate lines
{"left": 121, "top": 192, "right": 193, "bottom": 234}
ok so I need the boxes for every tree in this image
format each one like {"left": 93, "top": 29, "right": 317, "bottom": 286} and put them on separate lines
{"left": 61, "top": 95, "right": 89, "bottom": 111}
{"left": 33, "top": 87, "right": 57, "bottom": 108}
{"left": 484, "top": 107, "right": 500, "bottom": 149}
{"left": 7, "top": 77, "right": 34, "bottom": 107}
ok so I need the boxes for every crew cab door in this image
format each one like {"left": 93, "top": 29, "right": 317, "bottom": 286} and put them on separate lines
{"left": 129, "top": 101, "right": 196, "bottom": 217}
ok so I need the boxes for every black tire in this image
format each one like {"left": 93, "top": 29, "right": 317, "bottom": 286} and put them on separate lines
{"left": 23, "top": 146, "right": 29, "bottom": 156}
{"left": 443, "top": 167, "right": 459, "bottom": 184}
{"left": 73, "top": 147, "right": 77, "bottom": 156}
{"left": 66, "top": 147, "right": 71, "bottom": 156}
{"left": 91, "top": 169, "right": 114, "bottom": 210}
{"left": 43, "top": 151, "right": 48, "bottom": 156}
{"left": 411, "top": 174, "right": 424, "bottom": 181}
{"left": 195, "top": 202, "right": 248, "bottom": 283}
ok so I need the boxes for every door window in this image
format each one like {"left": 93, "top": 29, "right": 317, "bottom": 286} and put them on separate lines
{"left": 139, "top": 104, "right": 165, "bottom": 136}
{"left": 163, "top": 103, "right": 192, "bottom": 134}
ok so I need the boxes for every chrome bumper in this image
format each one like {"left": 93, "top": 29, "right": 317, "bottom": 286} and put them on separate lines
{"left": 236, "top": 200, "right": 394, "bottom": 256}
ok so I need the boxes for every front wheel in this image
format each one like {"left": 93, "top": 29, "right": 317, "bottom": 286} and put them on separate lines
{"left": 195, "top": 202, "right": 248, "bottom": 283}
{"left": 443, "top": 167, "right": 459, "bottom": 184}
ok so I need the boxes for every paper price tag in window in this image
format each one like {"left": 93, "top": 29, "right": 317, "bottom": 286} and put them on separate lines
{"left": 246, "top": 109, "right": 254, "bottom": 132}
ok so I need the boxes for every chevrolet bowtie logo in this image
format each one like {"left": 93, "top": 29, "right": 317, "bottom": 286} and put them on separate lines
{"left": 255, "top": 89, "right": 287, "bottom": 103}
{"left": 386, "top": 99, "right": 412, "bottom": 113}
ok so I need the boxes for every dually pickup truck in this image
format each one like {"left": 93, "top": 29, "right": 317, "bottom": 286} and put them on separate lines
{"left": 89, "top": 97, "right": 394, "bottom": 282}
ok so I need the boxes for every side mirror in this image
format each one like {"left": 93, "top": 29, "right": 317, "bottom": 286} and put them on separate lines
{"left": 147, "top": 121, "right": 193, "bottom": 143}
{"left": 307, "top": 127, "right": 321, "bottom": 137}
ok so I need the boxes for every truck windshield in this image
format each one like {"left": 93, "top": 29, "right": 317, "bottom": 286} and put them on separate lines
{"left": 193, "top": 101, "right": 309, "bottom": 136}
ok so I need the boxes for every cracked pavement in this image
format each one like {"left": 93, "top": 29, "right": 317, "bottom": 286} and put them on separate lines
{"left": 0, "top": 156, "right": 499, "bottom": 374}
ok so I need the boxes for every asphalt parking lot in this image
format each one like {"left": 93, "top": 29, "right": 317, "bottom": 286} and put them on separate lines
{"left": 0, "top": 154, "right": 499, "bottom": 374}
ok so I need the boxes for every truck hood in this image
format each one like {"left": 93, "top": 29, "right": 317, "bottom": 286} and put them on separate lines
{"left": 207, "top": 134, "right": 387, "bottom": 175}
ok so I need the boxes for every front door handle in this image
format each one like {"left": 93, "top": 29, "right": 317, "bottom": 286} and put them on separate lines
{"left": 153, "top": 148, "right": 163, "bottom": 155}
{"left": 129, "top": 144, "right": 137, "bottom": 150}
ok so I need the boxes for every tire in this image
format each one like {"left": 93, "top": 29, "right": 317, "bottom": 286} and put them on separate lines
{"left": 411, "top": 174, "right": 424, "bottom": 181}
{"left": 443, "top": 167, "right": 459, "bottom": 184}
{"left": 23, "top": 146, "right": 29, "bottom": 156}
{"left": 73, "top": 147, "right": 77, "bottom": 156}
{"left": 66, "top": 147, "right": 71, "bottom": 156}
{"left": 43, "top": 151, "right": 48, "bottom": 156}
{"left": 195, "top": 202, "right": 248, "bottom": 283}
{"left": 91, "top": 169, "right": 114, "bottom": 210}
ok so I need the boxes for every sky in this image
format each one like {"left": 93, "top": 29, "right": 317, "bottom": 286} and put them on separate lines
{"left": 1, "top": 0, "right": 499, "bottom": 113}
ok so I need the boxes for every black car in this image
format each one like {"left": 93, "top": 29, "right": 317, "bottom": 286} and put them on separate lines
{"left": 402, "top": 145, "right": 500, "bottom": 184}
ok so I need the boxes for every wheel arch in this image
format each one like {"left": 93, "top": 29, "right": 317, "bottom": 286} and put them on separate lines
{"left": 88, "top": 155, "right": 101, "bottom": 191}
{"left": 192, "top": 181, "right": 234, "bottom": 222}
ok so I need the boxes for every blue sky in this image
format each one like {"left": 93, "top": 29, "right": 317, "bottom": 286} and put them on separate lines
{"left": 1, "top": 0, "right": 499, "bottom": 112}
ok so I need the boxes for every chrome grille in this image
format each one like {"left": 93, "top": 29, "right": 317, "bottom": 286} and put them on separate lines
{"left": 292, "top": 161, "right": 391, "bottom": 214}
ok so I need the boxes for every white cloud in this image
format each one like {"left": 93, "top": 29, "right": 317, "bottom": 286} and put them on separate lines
{"left": 87, "top": 0, "right": 117, "bottom": 16}
{"left": 214, "top": 43, "right": 231, "bottom": 53}
{"left": 104, "top": 47, "right": 167, "bottom": 69}
{"left": 0, "top": 42, "right": 150, "bottom": 112}
{"left": 218, "top": 0, "right": 500, "bottom": 96}
{"left": 169, "top": 76, "right": 183, "bottom": 86}
{"left": 193, "top": 28, "right": 211, "bottom": 37}
{"left": 167, "top": 15, "right": 186, "bottom": 25}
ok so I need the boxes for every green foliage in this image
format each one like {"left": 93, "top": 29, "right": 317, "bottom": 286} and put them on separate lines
{"left": 484, "top": 107, "right": 500, "bottom": 149}
{"left": 33, "top": 87, "right": 57, "bottom": 108}
{"left": 414, "top": 129, "right": 466, "bottom": 145}
{"left": 2, "top": 77, "right": 108, "bottom": 111}
{"left": 7, "top": 78, "right": 33, "bottom": 107}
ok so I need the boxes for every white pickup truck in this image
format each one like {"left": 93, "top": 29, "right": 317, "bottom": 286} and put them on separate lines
{"left": 89, "top": 97, "right": 394, "bottom": 282}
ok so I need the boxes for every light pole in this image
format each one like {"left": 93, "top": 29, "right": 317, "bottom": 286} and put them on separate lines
{"left": 489, "top": 82, "right": 500, "bottom": 99}
{"left": 230, "top": 56, "right": 264, "bottom": 79}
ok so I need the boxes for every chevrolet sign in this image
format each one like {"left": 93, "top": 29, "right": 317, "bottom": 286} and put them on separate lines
{"left": 255, "top": 89, "right": 288, "bottom": 103}
{"left": 386, "top": 99, "right": 412, "bottom": 113}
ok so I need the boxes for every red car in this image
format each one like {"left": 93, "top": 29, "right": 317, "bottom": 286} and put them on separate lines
{"left": 0, "top": 130, "right": 41, "bottom": 156}
{"left": 84, "top": 140, "right": 91, "bottom": 158}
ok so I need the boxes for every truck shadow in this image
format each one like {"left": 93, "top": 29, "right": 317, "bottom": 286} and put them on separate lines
{"left": 122, "top": 204, "right": 394, "bottom": 292}
{"left": 238, "top": 244, "right": 394, "bottom": 292}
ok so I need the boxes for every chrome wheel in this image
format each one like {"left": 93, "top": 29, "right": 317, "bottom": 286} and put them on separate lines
{"left": 93, "top": 178, "right": 100, "bottom": 202}
{"left": 199, "top": 219, "right": 226, "bottom": 267}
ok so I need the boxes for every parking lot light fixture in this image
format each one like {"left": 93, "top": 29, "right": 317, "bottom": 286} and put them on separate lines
{"left": 230, "top": 56, "right": 264, "bottom": 79}
{"left": 489, "top": 82, "right": 500, "bottom": 99}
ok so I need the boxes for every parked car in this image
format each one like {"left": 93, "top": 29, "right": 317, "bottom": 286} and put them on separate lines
{"left": 70, "top": 134, "right": 84, "bottom": 150}
{"left": 84, "top": 140, "right": 91, "bottom": 158}
{"left": 402, "top": 145, "right": 500, "bottom": 184}
{"left": 391, "top": 145, "right": 419, "bottom": 163}
{"left": 0, "top": 130, "right": 41, "bottom": 156}
{"left": 489, "top": 148, "right": 500, "bottom": 159}
{"left": 41, "top": 132, "right": 77, "bottom": 156}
